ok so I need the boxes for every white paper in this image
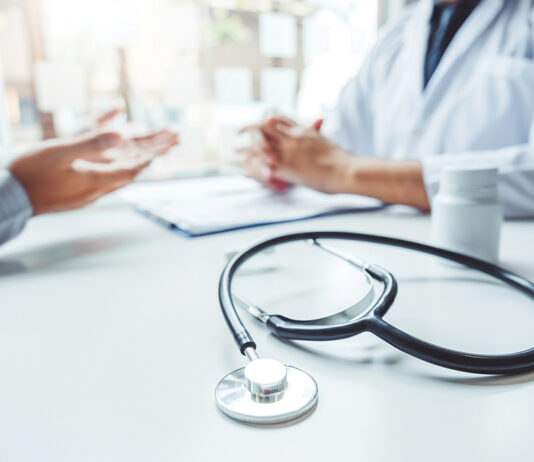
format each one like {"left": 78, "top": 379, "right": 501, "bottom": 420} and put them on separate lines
{"left": 120, "top": 176, "right": 382, "bottom": 236}
{"left": 259, "top": 13, "right": 297, "bottom": 58}
{"left": 34, "top": 61, "right": 87, "bottom": 112}
{"left": 214, "top": 67, "right": 253, "bottom": 105}
{"left": 261, "top": 67, "right": 297, "bottom": 113}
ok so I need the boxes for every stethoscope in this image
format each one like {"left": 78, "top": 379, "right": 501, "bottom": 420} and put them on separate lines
{"left": 215, "top": 231, "right": 534, "bottom": 425}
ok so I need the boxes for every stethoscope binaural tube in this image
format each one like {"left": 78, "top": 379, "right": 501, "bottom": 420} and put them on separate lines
{"left": 219, "top": 231, "right": 534, "bottom": 375}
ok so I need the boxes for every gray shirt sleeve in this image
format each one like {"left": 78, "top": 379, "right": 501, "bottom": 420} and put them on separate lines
{"left": 0, "top": 169, "right": 33, "bottom": 245}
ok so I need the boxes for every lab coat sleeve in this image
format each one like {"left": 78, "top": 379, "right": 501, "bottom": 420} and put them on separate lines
{"left": 320, "top": 65, "right": 375, "bottom": 156}
{"left": 0, "top": 169, "right": 33, "bottom": 245}
{"left": 421, "top": 135, "right": 534, "bottom": 219}
{"left": 415, "top": 1, "right": 534, "bottom": 218}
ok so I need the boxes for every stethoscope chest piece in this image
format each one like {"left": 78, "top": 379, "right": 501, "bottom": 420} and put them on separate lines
{"left": 215, "top": 358, "right": 318, "bottom": 425}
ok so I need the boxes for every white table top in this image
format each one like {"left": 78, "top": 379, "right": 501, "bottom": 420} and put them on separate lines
{"left": 1, "top": 199, "right": 533, "bottom": 462}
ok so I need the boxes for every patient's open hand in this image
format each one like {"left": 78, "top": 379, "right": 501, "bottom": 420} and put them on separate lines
{"left": 9, "top": 130, "right": 179, "bottom": 215}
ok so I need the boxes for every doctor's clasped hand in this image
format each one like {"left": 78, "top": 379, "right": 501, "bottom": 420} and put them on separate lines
{"left": 242, "top": 116, "right": 430, "bottom": 210}
{"left": 241, "top": 117, "right": 352, "bottom": 194}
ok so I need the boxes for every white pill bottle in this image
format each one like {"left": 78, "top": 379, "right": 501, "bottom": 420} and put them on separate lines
{"left": 431, "top": 166, "right": 502, "bottom": 264}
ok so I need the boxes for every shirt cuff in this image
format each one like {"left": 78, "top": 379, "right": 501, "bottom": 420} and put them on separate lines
{"left": 420, "top": 156, "right": 446, "bottom": 202}
{"left": 0, "top": 169, "right": 33, "bottom": 244}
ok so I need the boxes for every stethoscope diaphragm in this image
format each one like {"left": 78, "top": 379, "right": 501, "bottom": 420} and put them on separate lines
{"left": 215, "top": 356, "right": 318, "bottom": 425}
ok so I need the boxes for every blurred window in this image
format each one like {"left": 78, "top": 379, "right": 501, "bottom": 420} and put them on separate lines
{"left": 0, "top": 0, "right": 380, "bottom": 175}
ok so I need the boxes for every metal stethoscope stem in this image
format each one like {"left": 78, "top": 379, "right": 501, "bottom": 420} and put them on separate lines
{"left": 244, "top": 347, "right": 259, "bottom": 362}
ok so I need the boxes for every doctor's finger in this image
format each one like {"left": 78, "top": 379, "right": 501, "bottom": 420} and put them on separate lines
{"left": 236, "top": 146, "right": 265, "bottom": 158}
{"left": 239, "top": 124, "right": 281, "bottom": 148}
{"left": 238, "top": 123, "right": 263, "bottom": 135}
{"left": 237, "top": 143, "right": 277, "bottom": 159}
{"left": 246, "top": 148, "right": 278, "bottom": 169}
{"left": 312, "top": 119, "right": 323, "bottom": 132}
{"left": 239, "top": 122, "right": 280, "bottom": 136}
{"left": 260, "top": 123, "right": 291, "bottom": 141}
{"left": 244, "top": 153, "right": 272, "bottom": 178}
{"left": 265, "top": 172, "right": 289, "bottom": 193}
{"left": 266, "top": 116, "right": 296, "bottom": 128}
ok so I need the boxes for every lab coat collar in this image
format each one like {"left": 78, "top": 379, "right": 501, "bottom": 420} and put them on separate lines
{"left": 402, "top": 0, "right": 434, "bottom": 98}
{"left": 424, "top": 0, "right": 505, "bottom": 95}
{"left": 432, "top": 0, "right": 481, "bottom": 8}
{"left": 403, "top": 0, "right": 505, "bottom": 98}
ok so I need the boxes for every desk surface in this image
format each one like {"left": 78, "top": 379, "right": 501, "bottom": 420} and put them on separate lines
{"left": 0, "top": 199, "right": 533, "bottom": 462}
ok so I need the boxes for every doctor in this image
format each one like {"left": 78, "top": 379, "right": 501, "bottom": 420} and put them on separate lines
{"left": 242, "top": 0, "right": 534, "bottom": 217}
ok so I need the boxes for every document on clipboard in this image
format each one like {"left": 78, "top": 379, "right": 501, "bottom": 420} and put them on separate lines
{"left": 120, "top": 175, "right": 383, "bottom": 237}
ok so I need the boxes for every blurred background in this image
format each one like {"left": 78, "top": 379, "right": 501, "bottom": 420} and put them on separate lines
{"left": 0, "top": 0, "right": 413, "bottom": 178}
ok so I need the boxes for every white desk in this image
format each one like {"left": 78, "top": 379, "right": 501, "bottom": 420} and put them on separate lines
{"left": 0, "top": 201, "right": 533, "bottom": 462}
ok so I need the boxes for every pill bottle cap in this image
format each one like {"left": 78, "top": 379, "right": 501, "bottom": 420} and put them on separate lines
{"left": 440, "top": 166, "right": 498, "bottom": 198}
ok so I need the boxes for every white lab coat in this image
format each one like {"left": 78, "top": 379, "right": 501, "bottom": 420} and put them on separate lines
{"left": 321, "top": 0, "right": 534, "bottom": 218}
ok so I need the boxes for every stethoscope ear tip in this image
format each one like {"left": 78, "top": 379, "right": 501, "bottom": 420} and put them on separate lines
{"left": 215, "top": 359, "right": 318, "bottom": 425}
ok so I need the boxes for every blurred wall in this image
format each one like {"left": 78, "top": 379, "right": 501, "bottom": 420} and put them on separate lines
{"left": 380, "top": 0, "right": 416, "bottom": 25}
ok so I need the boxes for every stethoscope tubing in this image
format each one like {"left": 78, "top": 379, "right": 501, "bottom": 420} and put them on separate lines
{"left": 219, "top": 231, "right": 534, "bottom": 375}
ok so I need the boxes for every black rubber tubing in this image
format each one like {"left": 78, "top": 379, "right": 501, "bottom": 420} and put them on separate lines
{"left": 218, "top": 231, "right": 534, "bottom": 375}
